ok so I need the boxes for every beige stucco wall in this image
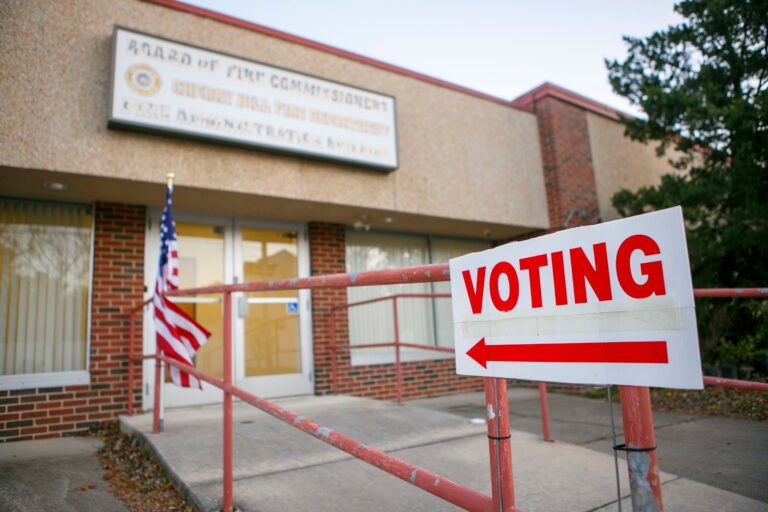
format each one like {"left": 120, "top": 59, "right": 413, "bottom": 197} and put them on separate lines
{"left": 587, "top": 112, "right": 680, "bottom": 222}
{"left": 0, "top": 0, "right": 549, "bottom": 237}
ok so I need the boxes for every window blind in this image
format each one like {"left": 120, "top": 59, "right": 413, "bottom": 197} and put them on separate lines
{"left": 0, "top": 199, "right": 93, "bottom": 376}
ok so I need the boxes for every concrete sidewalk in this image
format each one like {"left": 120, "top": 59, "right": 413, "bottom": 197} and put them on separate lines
{"left": 116, "top": 390, "right": 768, "bottom": 512}
{"left": 411, "top": 389, "right": 768, "bottom": 504}
{"left": 0, "top": 436, "right": 129, "bottom": 512}
{"left": 1, "top": 390, "right": 765, "bottom": 511}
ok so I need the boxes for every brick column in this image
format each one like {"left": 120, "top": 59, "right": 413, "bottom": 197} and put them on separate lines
{"left": 308, "top": 222, "right": 347, "bottom": 395}
{"left": 90, "top": 203, "right": 146, "bottom": 417}
{"left": 535, "top": 95, "right": 601, "bottom": 230}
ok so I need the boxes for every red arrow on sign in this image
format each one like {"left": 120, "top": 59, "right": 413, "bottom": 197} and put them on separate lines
{"left": 466, "top": 338, "right": 669, "bottom": 369}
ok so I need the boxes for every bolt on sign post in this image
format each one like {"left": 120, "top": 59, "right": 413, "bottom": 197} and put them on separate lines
{"left": 449, "top": 206, "right": 703, "bottom": 511}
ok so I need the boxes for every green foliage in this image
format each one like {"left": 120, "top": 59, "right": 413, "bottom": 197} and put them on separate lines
{"left": 606, "top": 0, "right": 768, "bottom": 375}
{"left": 710, "top": 299, "right": 768, "bottom": 373}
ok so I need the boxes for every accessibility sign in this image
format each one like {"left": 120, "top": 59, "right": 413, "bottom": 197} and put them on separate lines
{"left": 449, "top": 207, "right": 703, "bottom": 389}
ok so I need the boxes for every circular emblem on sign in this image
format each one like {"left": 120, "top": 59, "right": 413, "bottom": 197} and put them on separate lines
{"left": 125, "top": 64, "right": 162, "bottom": 96}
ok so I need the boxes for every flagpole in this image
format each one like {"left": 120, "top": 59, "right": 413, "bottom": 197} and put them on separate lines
{"left": 158, "top": 173, "right": 175, "bottom": 433}
{"left": 153, "top": 171, "right": 210, "bottom": 422}
{"left": 159, "top": 361, "right": 165, "bottom": 433}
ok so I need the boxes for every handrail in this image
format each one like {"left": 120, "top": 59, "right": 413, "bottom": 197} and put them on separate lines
{"left": 128, "top": 283, "right": 518, "bottom": 512}
{"left": 330, "top": 293, "right": 455, "bottom": 405}
{"left": 127, "top": 267, "right": 768, "bottom": 512}
{"left": 689, "top": 288, "right": 767, "bottom": 390}
{"left": 336, "top": 292, "right": 452, "bottom": 310}
{"left": 328, "top": 288, "right": 768, "bottom": 441}
{"left": 702, "top": 376, "right": 768, "bottom": 391}
{"left": 168, "top": 262, "right": 452, "bottom": 296}
{"left": 127, "top": 298, "right": 153, "bottom": 416}
{"left": 153, "top": 352, "right": 506, "bottom": 512}
{"left": 694, "top": 288, "right": 768, "bottom": 298}
{"left": 535, "top": 287, "right": 768, "bottom": 444}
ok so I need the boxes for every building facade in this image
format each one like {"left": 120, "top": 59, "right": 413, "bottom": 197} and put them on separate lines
{"left": 0, "top": 0, "right": 675, "bottom": 441}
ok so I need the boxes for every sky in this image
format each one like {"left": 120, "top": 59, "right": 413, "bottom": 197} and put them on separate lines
{"left": 180, "top": 0, "right": 682, "bottom": 116}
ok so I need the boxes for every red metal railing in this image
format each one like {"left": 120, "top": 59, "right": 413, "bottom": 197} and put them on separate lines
{"left": 127, "top": 298, "right": 152, "bottom": 417}
{"left": 517, "top": 288, "right": 768, "bottom": 510}
{"left": 153, "top": 350, "right": 512, "bottom": 511}
{"left": 325, "top": 293, "right": 555, "bottom": 442}
{"left": 701, "top": 376, "right": 768, "bottom": 390}
{"left": 539, "top": 288, "right": 768, "bottom": 441}
{"left": 126, "top": 261, "right": 768, "bottom": 512}
{"left": 693, "top": 288, "right": 768, "bottom": 298}
{"left": 330, "top": 293, "right": 454, "bottom": 405}
{"left": 321, "top": 281, "right": 768, "bottom": 510}
{"left": 127, "top": 264, "right": 520, "bottom": 512}
{"left": 326, "top": 289, "right": 766, "bottom": 457}
{"left": 324, "top": 287, "right": 768, "bottom": 433}
{"left": 693, "top": 287, "right": 768, "bottom": 392}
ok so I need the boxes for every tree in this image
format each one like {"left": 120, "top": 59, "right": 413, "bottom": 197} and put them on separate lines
{"left": 605, "top": 0, "right": 768, "bottom": 376}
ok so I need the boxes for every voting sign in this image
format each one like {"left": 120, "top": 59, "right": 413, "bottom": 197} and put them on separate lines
{"left": 449, "top": 207, "right": 703, "bottom": 389}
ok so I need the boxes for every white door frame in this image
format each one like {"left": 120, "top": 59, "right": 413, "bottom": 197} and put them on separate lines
{"left": 142, "top": 211, "right": 313, "bottom": 409}
{"left": 232, "top": 218, "right": 314, "bottom": 398}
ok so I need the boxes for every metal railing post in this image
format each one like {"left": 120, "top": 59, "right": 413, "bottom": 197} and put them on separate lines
{"left": 537, "top": 382, "right": 552, "bottom": 442}
{"left": 128, "top": 310, "right": 136, "bottom": 416}
{"left": 330, "top": 307, "right": 338, "bottom": 395}
{"left": 619, "top": 385, "right": 663, "bottom": 511}
{"left": 393, "top": 297, "right": 403, "bottom": 406}
{"left": 485, "top": 377, "right": 515, "bottom": 512}
{"left": 153, "top": 351, "right": 162, "bottom": 434}
{"left": 222, "top": 291, "right": 234, "bottom": 512}
{"left": 127, "top": 298, "right": 152, "bottom": 417}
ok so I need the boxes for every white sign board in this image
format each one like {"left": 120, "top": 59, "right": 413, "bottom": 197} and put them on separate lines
{"left": 449, "top": 207, "right": 702, "bottom": 389}
{"left": 109, "top": 27, "right": 398, "bottom": 170}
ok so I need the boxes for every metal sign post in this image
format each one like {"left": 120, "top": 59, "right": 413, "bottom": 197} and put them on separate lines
{"left": 619, "top": 386, "right": 663, "bottom": 510}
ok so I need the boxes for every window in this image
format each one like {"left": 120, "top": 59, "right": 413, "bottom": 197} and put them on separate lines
{"left": 0, "top": 199, "right": 94, "bottom": 390}
{"left": 345, "top": 231, "right": 489, "bottom": 365}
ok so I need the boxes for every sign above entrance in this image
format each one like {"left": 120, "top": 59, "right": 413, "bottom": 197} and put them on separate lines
{"left": 108, "top": 27, "right": 398, "bottom": 171}
{"left": 449, "top": 207, "right": 703, "bottom": 389}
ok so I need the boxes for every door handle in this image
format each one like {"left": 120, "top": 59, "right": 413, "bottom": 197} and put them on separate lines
{"left": 237, "top": 296, "right": 250, "bottom": 318}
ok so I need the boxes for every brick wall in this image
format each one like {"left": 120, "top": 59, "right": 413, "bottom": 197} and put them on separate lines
{"left": 309, "top": 222, "right": 483, "bottom": 401}
{"left": 330, "top": 359, "right": 483, "bottom": 402}
{"left": 0, "top": 203, "right": 145, "bottom": 442}
{"left": 308, "top": 222, "right": 348, "bottom": 395}
{"left": 535, "top": 95, "right": 601, "bottom": 229}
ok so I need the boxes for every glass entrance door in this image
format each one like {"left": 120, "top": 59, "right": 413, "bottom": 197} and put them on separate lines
{"left": 233, "top": 223, "right": 312, "bottom": 397}
{"left": 146, "top": 214, "right": 312, "bottom": 408}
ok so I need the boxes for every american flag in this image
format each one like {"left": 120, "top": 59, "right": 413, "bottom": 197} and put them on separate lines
{"left": 153, "top": 182, "right": 211, "bottom": 388}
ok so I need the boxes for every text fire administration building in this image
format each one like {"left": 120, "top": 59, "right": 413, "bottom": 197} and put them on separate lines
{"left": 0, "top": 0, "right": 677, "bottom": 442}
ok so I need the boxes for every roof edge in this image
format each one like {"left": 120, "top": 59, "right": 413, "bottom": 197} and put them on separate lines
{"left": 142, "top": 0, "right": 520, "bottom": 109}
{"left": 510, "top": 82, "right": 628, "bottom": 121}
